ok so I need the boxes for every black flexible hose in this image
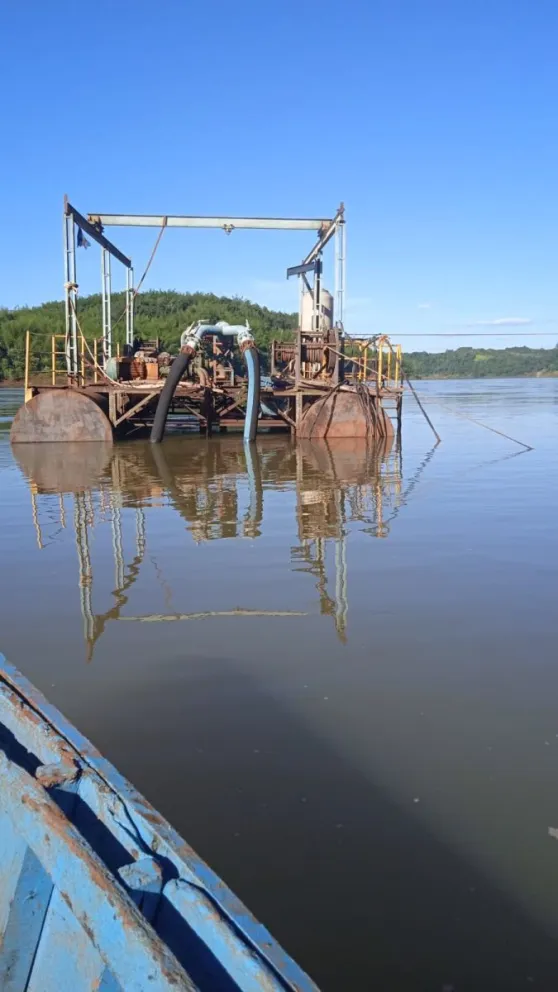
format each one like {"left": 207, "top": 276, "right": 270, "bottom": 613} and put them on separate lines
{"left": 150, "top": 352, "right": 190, "bottom": 443}
{"left": 243, "top": 345, "right": 260, "bottom": 442}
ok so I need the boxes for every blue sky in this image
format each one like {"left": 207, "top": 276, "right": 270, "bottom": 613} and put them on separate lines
{"left": 1, "top": 0, "right": 558, "bottom": 351}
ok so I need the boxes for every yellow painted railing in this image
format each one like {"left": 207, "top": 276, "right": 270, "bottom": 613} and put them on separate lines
{"left": 345, "top": 335, "right": 402, "bottom": 389}
{"left": 23, "top": 331, "right": 105, "bottom": 394}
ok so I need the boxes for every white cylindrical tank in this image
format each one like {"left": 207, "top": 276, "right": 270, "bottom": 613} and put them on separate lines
{"left": 301, "top": 288, "right": 334, "bottom": 331}
{"left": 321, "top": 289, "right": 334, "bottom": 330}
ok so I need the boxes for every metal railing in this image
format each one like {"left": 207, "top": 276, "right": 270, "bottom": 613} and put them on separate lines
{"left": 343, "top": 335, "right": 402, "bottom": 390}
{"left": 24, "top": 330, "right": 116, "bottom": 394}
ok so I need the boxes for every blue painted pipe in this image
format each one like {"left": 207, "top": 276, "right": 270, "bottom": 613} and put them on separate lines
{"left": 151, "top": 319, "right": 260, "bottom": 443}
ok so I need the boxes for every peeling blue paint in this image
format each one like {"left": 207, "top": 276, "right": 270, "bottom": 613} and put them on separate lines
{"left": 0, "top": 656, "right": 318, "bottom": 991}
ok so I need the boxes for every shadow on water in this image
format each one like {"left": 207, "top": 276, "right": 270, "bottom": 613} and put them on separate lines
{"left": 101, "top": 656, "right": 558, "bottom": 992}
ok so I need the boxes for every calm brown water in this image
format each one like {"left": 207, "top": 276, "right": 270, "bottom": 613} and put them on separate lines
{"left": 2, "top": 381, "right": 558, "bottom": 991}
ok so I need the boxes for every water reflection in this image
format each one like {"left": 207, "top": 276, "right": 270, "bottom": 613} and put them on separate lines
{"left": 14, "top": 436, "right": 407, "bottom": 660}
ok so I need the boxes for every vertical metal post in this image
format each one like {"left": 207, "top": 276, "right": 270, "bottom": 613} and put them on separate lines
{"left": 51, "top": 335, "right": 56, "bottom": 386}
{"left": 64, "top": 211, "right": 78, "bottom": 378}
{"left": 101, "top": 248, "right": 112, "bottom": 365}
{"left": 312, "top": 258, "right": 322, "bottom": 331}
{"left": 126, "top": 267, "right": 135, "bottom": 350}
{"left": 24, "top": 330, "right": 31, "bottom": 401}
{"left": 334, "top": 217, "right": 346, "bottom": 328}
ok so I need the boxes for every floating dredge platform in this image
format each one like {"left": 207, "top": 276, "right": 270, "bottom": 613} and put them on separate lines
{"left": 11, "top": 199, "right": 403, "bottom": 444}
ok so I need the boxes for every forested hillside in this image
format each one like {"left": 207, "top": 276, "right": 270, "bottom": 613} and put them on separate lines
{"left": 403, "top": 345, "right": 558, "bottom": 378}
{"left": 0, "top": 290, "right": 298, "bottom": 381}
{"left": 1, "top": 291, "right": 557, "bottom": 380}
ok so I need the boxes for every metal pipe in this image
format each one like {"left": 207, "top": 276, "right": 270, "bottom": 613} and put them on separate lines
{"left": 101, "top": 248, "right": 112, "bottom": 365}
{"left": 126, "top": 267, "right": 135, "bottom": 349}
{"left": 65, "top": 196, "right": 132, "bottom": 268}
{"left": 24, "top": 331, "right": 31, "bottom": 399}
{"left": 179, "top": 320, "right": 253, "bottom": 350}
{"left": 151, "top": 321, "right": 259, "bottom": 443}
{"left": 88, "top": 213, "right": 332, "bottom": 231}
{"left": 63, "top": 211, "right": 78, "bottom": 378}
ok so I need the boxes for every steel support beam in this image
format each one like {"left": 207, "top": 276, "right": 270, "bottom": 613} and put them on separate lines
{"left": 302, "top": 204, "right": 344, "bottom": 266}
{"left": 87, "top": 213, "right": 332, "bottom": 232}
{"left": 286, "top": 261, "right": 317, "bottom": 279}
{"left": 65, "top": 196, "right": 132, "bottom": 268}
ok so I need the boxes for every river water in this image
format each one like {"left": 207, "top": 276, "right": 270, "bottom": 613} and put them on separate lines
{"left": 1, "top": 380, "right": 558, "bottom": 991}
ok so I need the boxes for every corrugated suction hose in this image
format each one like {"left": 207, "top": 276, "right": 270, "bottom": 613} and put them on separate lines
{"left": 150, "top": 351, "right": 190, "bottom": 443}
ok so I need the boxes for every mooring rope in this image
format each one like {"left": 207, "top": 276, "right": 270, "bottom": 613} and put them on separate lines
{"left": 109, "top": 216, "right": 168, "bottom": 334}
{"left": 411, "top": 389, "right": 533, "bottom": 451}
{"left": 405, "top": 374, "right": 442, "bottom": 443}
{"left": 68, "top": 299, "right": 114, "bottom": 383}
{"left": 133, "top": 216, "right": 168, "bottom": 298}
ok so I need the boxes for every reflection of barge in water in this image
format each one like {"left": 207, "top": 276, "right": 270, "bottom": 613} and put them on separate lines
{"left": 11, "top": 199, "right": 403, "bottom": 444}
{"left": 14, "top": 436, "right": 404, "bottom": 659}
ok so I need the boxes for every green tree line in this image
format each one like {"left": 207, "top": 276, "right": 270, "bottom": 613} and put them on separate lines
{"left": 403, "top": 345, "right": 558, "bottom": 378}
{"left": 0, "top": 290, "right": 298, "bottom": 381}
{"left": 1, "top": 291, "right": 557, "bottom": 380}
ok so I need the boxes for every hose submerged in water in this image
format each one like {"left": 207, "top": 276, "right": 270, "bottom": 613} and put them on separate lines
{"left": 150, "top": 321, "right": 260, "bottom": 443}
{"left": 150, "top": 350, "right": 191, "bottom": 443}
{"left": 242, "top": 344, "right": 260, "bottom": 443}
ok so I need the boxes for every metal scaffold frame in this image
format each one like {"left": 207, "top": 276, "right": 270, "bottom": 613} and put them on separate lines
{"left": 63, "top": 196, "right": 134, "bottom": 379}
{"left": 88, "top": 203, "right": 346, "bottom": 335}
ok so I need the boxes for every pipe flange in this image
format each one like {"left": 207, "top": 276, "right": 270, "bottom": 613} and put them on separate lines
{"left": 237, "top": 327, "right": 255, "bottom": 349}
{"left": 180, "top": 335, "right": 200, "bottom": 354}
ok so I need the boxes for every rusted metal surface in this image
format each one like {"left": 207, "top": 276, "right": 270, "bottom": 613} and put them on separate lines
{"left": 0, "top": 658, "right": 319, "bottom": 991}
{"left": 298, "top": 389, "right": 394, "bottom": 439}
{"left": 10, "top": 390, "right": 113, "bottom": 444}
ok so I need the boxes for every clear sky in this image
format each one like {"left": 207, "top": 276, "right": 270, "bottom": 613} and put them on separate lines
{"left": 1, "top": 0, "right": 557, "bottom": 351}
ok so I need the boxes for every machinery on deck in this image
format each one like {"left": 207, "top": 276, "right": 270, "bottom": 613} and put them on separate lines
{"left": 10, "top": 199, "right": 404, "bottom": 444}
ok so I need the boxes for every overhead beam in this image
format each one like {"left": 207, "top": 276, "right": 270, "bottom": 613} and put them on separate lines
{"left": 286, "top": 261, "right": 317, "bottom": 279}
{"left": 87, "top": 213, "right": 332, "bottom": 232}
{"left": 303, "top": 203, "right": 345, "bottom": 265}
{"left": 64, "top": 197, "right": 132, "bottom": 268}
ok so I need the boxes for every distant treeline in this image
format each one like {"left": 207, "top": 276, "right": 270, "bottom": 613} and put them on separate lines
{"left": 0, "top": 290, "right": 297, "bottom": 381}
{"left": 1, "top": 291, "right": 557, "bottom": 380}
{"left": 403, "top": 345, "right": 558, "bottom": 379}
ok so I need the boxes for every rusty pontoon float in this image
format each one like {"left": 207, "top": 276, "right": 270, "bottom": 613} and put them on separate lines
{"left": 0, "top": 657, "right": 318, "bottom": 990}
{"left": 10, "top": 198, "right": 403, "bottom": 444}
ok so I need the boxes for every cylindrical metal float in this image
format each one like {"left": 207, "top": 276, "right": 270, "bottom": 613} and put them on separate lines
{"left": 298, "top": 389, "right": 394, "bottom": 440}
{"left": 10, "top": 390, "right": 113, "bottom": 444}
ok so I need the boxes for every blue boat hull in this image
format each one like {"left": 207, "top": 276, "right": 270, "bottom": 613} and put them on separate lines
{"left": 0, "top": 657, "right": 318, "bottom": 991}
